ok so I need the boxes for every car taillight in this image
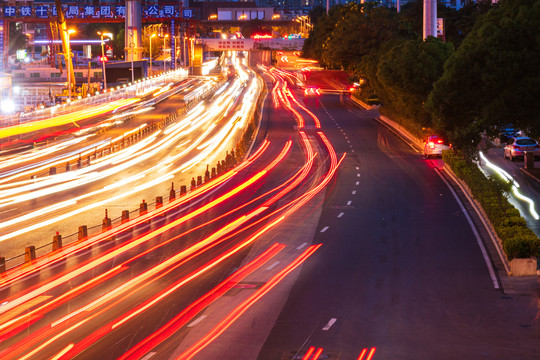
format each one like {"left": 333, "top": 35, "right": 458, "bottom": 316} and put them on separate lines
{"left": 513, "top": 145, "right": 521, "bottom": 150}
{"left": 428, "top": 141, "right": 435, "bottom": 149}
{"left": 437, "top": 139, "right": 443, "bottom": 144}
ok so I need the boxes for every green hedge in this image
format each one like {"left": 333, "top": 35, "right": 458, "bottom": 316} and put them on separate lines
{"left": 443, "top": 150, "right": 540, "bottom": 260}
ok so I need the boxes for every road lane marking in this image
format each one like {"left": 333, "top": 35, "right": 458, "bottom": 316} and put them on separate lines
{"left": 140, "top": 353, "right": 157, "bottom": 360}
{"left": 347, "top": 201, "right": 352, "bottom": 206}
{"left": 356, "top": 181, "right": 360, "bottom": 185}
{"left": 357, "top": 173, "right": 360, "bottom": 177}
{"left": 297, "top": 242, "right": 308, "bottom": 250}
{"left": 352, "top": 190, "right": 357, "bottom": 194}
{"left": 435, "top": 169, "right": 500, "bottom": 289}
{"left": 322, "top": 318, "right": 337, "bottom": 330}
{"left": 320, "top": 226, "right": 329, "bottom": 233}
{"left": 266, "top": 261, "right": 281, "bottom": 270}
{"left": 188, "top": 315, "right": 207, "bottom": 327}
{"left": 356, "top": 167, "right": 360, "bottom": 170}
{"left": 337, "top": 212, "right": 344, "bottom": 218}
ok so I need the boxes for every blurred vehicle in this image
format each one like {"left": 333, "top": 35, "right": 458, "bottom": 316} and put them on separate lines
{"left": 499, "top": 124, "right": 521, "bottom": 142}
{"left": 423, "top": 135, "right": 450, "bottom": 158}
{"left": 503, "top": 137, "right": 540, "bottom": 161}
{"left": 304, "top": 86, "right": 321, "bottom": 96}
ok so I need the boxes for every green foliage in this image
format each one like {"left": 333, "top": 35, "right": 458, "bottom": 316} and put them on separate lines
{"left": 443, "top": 149, "right": 540, "bottom": 259}
{"left": 427, "top": 0, "right": 540, "bottom": 149}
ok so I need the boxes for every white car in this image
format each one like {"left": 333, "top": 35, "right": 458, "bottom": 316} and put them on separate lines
{"left": 503, "top": 137, "right": 540, "bottom": 161}
{"left": 423, "top": 135, "right": 450, "bottom": 158}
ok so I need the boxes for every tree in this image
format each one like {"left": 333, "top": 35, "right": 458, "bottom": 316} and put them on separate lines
{"left": 426, "top": 0, "right": 540, "bottom": 153}
{"left": 376, "top": 37, "right": 454, "bottom": 123}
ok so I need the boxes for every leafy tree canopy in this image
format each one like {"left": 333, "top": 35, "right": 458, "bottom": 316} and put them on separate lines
{"left": 426, "top": 0, "right": 540, "bottom": 151}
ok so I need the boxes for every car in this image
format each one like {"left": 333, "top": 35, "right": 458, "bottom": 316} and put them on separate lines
{"left": 423, "top": 135, "right": 450, "bottom": 158}
{"left": 503, "top": 137, "right": 540, "bottom": 161}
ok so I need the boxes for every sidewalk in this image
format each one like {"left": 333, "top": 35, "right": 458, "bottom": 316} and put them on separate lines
{"left": 350, "top": 95, "right": 540, "bottom": 295}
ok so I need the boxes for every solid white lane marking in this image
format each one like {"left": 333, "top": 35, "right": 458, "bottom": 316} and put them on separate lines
{"left": 347, "top": 201, "right": 352, "bottom": 206}
{"left": 435, "top": 169, "right": 500, "bottom": 289}
{"left": 297, "top": 242, "right": 308, "bottom": 250}
{"left": 266, "top": 261, "right": 281, "bottom": 270}
{"left": 356, "top": 181, "right": 360, "bottom": 185}
{"left": 337, "top": 212, "right": 344, "bottom": 218}
{"left": 352, "top": 190, "right": 357, "bottom": 195}
{"left": 188, "top": 315, "right": 207, "bottom": 327}
{"left": 322, "top": 318, "right": 337, "bottom": 330}
{"left": 140, "top": 353, "right": 157, "bottom": 360}
{"left": 320, "top": 226, "right": 329, "bottom": 233}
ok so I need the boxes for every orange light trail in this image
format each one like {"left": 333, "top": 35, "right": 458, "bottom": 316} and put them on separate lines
{"left": 118, "top": 243, "right": 286, "bottom": 360}
{"left": 302, "top": 347, "right": 316, "bottom": 360}
{"left": 175, "top": 244, "right": 322, "bottom": 360}
{"left": 0, "top": 139, "right": 271, "bottom": 289}
{"left": 358, "top": 347, "right": 377, "bottom": 360}
{"left": 0, "top": 98, "right": 140, "bottom": 140}
{"left": 312, "top": 347, "right": 324, "bottom": 360}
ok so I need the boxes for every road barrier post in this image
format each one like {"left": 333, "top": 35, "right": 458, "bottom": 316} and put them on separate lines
{"left": 25, "top": 246, "right": 36, "bottom": 262}
{"left": 217, "top": 162, "right": 222, "bottom": 175}
{"left": 140, "top": 200, "right": 148, "bottom": 216}
{"left": 49, "top": 167, "right": 56, "bottom": 175}
{"left": 53, "top": 232, "right": 62, "bottom": 251}
{"left": 77, "top": 156, "right": 82, "bottom": 169}
{"left": 156, "top": 196, "right": 163, "bottom": 208}
{"left": 197, "top": 176, "right": 202, "bottom": 186}
{"left": 205, "top": 165, "right": 210, "bottom": 182}
{"left": 121, "top": 210, "right": 130, "bottom": 223}
{"left": 191, "top": 177, "right": 196, "bottom": 191}
{"left": 66, "top": 162, "right": 70, "bottom": 172}
{"left": 0, "top": 257, "right": 5, "bottom": 273}
{"left": 78, "top": 226, "right": 88, "bottom": 240}
{"left": 169, "top": 182, "right": 176, "bottom": 202}
{"left": 180, "top": 185, "right": 187, "bottom": 196}
{"left": 102, "top": 209, "right": 112, "bottom": 231}
{"left": 211, "top": 167, "right": 216, "bottom": 179}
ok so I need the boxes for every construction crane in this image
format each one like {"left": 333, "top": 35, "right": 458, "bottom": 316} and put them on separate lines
{"left": 53, "top": 0, "right": 76, "bottom": 99}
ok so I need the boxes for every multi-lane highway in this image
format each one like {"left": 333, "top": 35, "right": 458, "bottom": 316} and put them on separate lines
{"left": 0, "top": 63, "right": 538, "bottom": 360}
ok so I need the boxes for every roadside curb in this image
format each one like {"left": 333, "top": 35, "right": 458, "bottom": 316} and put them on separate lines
{"left": 520, "top": 168, "right": 540, "bottom": 187}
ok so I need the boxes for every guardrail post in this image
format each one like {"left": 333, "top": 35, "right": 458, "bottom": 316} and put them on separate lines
{"left": 156, "top": 196, "right": 163, "bottom": 208}
{"left": 121, "top": 210, "right": 130, "bottom": 223}
{"left": 197, "top": 176, "right": 202, "bottom": 186}
{"left": 221, "top": 160, "right": 227, "bottom": 172}
{"left": 49, "top": 167, "right": 56, "bottom": 175}
{"left": 211, "top": 167, "right": 216, "bottom": 179}
{"left": 140, "top": 200, "right": 148, "bottom": 216}
{"left": 102, "top": 209, "right": 112, "bottom": 231}
{"left": 78, "top": 225, "right": 88, "bottom": 240}
{"left": 25, "top": 246, "right": 36, "bottom": 263}
{"left": 217, "top": 161, "right": 222, "bottom": 175}
{"left": 86, "top": 155, "right": 91, "bottom": 166}
{"left": 231, "top": 150, "right": 237, "bottom": 166}
{"left": 66, "top": 162, "right": 70, "bottom": 172}
{"left": 53, "top": 232, "right": 62, "bottom": 251}
{"left": 180, "top": 185, "right": 187, "bottom": 196}
{"left": 77, "top": 155, "right": 82, "bottom": 169}
{"left": 191, "top": 177, "right": 196, "bottom": 191}
{"left": 205, "top": 165, "right": 210, "bottom": 182}
{"left": 0, "top": 257, "right": 5, "bottom": 273}
{"left": 169, "top": 182, "right": 176, "bottom": 202}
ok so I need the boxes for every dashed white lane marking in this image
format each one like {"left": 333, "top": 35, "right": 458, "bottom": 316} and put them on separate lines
{"left": 357, "top": 173, "right": 361, "bottom": 177}
{"left": 356, "top": 167, "right": 360, "bottom": 170}
{"left": 297, "top": 242, "right": 308, "bottom": 250}
{"left": 188, "top": 315, "right": 207, "bottom": 327}
{"left": 337, "top": 212, "right": 344, "bottom": 218}
{"left": 322, "top": 318, "right": 337, "bottom": 330}
{"left": 140, "top": 353, "right": 157, "bottom": 360}
{"left": 320, "top": 226, "right": 329, "bottom": 233}
{"left": 352, "top": 150, "right": 355, "bottom": 152}
{"left": 356, "top": 181, "right": 360, "bottom": 185}
{"left": 347, "top": 201, "right": 352, "bottom": 206}
{"left": 266, "top": 261, "right": 281, "bottom": 270}
{"left": 352, "top": 190, "right": 357, "bottom": 195}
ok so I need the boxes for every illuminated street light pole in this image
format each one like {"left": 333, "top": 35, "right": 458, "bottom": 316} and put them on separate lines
{"left": 98, "top": 31, "right": 113, "bottom": 91}
{"left": 149, "top": 33, "right": 156, "bottom": 75}
{"left": 130, "top": 41, "right": 135, "bottom": 83}
{"left": 65, "top": 29, "right": 76, "bottom": 102}
{"left": 164, "top": 34, "right": 169, "bottom": 72}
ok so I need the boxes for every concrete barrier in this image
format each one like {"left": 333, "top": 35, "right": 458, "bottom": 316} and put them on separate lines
{"left": 510, "top": 258, "right": 538, "bottom": 276}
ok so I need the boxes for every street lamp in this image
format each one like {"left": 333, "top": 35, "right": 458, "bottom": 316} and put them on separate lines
{"left": 129, "top": 41, "right": 135, "bottom": 83}
{"left": 149, "top": 33, "right": 156, "bottom": 75}
{"left": 97, "top": 31, "right": 113, "bottom": 91}
{"left": 164, "top": 34, "right": 169, "bottom": 72}
{"left": 65, "top": 29, "right": 76, "bottom": 102}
